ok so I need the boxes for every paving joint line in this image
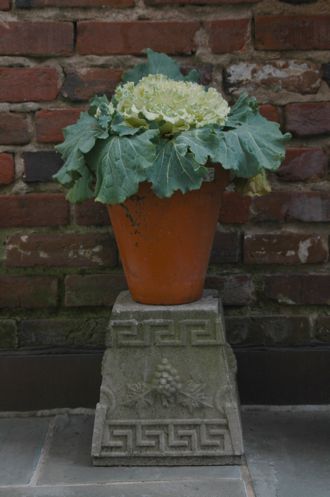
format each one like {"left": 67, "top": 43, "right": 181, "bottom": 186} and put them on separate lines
{"left": 0, "top": 476, "right": 244, "bottom": 489}
{"left": 28, "top": 416, "right": 57, "bottom": 487}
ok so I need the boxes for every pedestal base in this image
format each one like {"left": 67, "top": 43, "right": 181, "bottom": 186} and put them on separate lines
{"left": 92, "top": 290, "right": 244, "bottom": 466}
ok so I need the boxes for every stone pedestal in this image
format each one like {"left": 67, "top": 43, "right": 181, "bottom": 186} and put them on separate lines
{"left": 92, "top": 290, "right": 244, "bottom": 466}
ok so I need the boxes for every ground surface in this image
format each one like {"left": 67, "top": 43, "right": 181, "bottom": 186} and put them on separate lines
{"left": 0, "top": 407, "right": 329, "bottom": 497}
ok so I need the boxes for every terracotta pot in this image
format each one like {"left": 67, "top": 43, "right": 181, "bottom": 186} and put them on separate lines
{"left": 107, "top": 166, "right": 229, "bottom": 305}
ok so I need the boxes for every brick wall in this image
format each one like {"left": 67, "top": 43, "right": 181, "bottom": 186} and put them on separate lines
{"left": 0, "top": 0, "right": 330, "bottom": 360}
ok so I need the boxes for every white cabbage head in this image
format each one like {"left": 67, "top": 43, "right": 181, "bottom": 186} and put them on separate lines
{"left": 114, "top": 74, "right": 230, "bottom": 134}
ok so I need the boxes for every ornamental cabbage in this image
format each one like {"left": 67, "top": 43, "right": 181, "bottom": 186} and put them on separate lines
{"left": 53, "top": 49, "right": 291, "bottom": 205}
{"left": 114, "top": 74, "right": 230, "bottom": 135}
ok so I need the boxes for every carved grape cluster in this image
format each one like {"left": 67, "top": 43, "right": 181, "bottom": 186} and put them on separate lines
{"left": 152, "top": 358, "right": 182, "bottom": 397}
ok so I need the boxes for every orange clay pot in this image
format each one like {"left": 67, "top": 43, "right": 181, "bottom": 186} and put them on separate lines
{"left": 107, "top": 166, "right": 230, "bottom": 305}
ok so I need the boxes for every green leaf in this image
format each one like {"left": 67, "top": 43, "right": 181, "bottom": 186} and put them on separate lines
{"left": 66, "top": 168, "right": 95, "bottom": 203}
{"left": 110, "top": 114, "right": 143, "bottom": 136}
{"left": 214, "top": 112, "right": 291, "bottom": 178}
{"left": 88, "top": 95, "right": 111, "bottom": 115}
{"left": 53, "top": 112, "right": 109, "bottom": 202}
{"left": 146, "top": 139, "right": 207, "bottom": 198}
{"left": 175, "top": 126, "right": 222, "bottom": 165}
{"left": 225, "top": 93, "right": 258, "bottom": 128}
{"left": 122, "top": 49, "right": 200, "bottom": 84}
{"left": 92, "top": 130, "right": 158, "bottom": 204}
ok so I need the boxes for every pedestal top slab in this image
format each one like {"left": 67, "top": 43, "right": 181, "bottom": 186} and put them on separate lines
{"left": 112, "top": 290, "right": 220, "bottom": 317}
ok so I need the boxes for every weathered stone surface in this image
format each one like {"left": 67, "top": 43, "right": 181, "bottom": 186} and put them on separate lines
{"left": 0, "top": 319, "right": 17, "bottom": 348}
{"left": 277, "top": 148, "right": 328, "bottom": 182}
{"left": 225, "top": 61, "right": 321, "bottom": 95}
{"left": 92, "top": 290, "right": 243, "bottom": 465}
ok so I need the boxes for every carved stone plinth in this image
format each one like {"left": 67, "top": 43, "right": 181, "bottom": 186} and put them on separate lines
{"left": 92, "top": 290, "right": 244, "bottom": 465}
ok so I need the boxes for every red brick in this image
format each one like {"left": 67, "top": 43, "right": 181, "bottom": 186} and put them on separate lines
{"left": 205, "top": 19, "right": 250, "bottom": 54}
{"left": 0, "top": 113, "right": 30, "bottom": 145}
{"left": 255, "top": 15, "right": 330, "bottom": 50}
{"left": 252, "top": 192, "right": 330, "bottom": 223}
{"left": 277, "top": 148, "right": 328, "bottom": 182}
{"left": 147, "top": 0, "right": 259, "bottom": 3}
{"left": 285, "top": 103, "right": 330, "bottom": 137}
{"left": 62, "top": 68, "right": 123, "bottom": 102}
{"left": 323, "top": 63, "right": 330, "bottom": 86}
{"left": 244, "top": 233, "right": 328, "bottom": 264}
{"left": 264, "top": 274, "right": 330, "bottom": 305}
{"left": 17, "top": 0, "right": 132, "bottom": 6}
{"left": 23, "top": 151, "right": 63, "bottom": 183}
{"left": 6, "top": 233, "right": 117, "bottom": 268}
{"left": 0, "top": 194, "right": 69, "bottom": 228}
{"left": 0, "top": 276, "right": 58, "bottom": 309}
{"left": 219, "top": 192, "right": 251, "bottom": 224}
{"left": 0, "top": 0, "right": 10, "bottom": 9}
{"left": 205, "top": 273, "right": 255, "bottom": 305}
{"left": 65, "top": 272, "right": 127, "bottom": 307}
{"left": 77, "top": 21, "right": 199, "bottom": 55}
{"left": 0, "top": 67, "right": 60, "bottom": 103}
{"left": 74, "top": 200, "right": 110, "bottom": 226}
{"left": 36, "top": 109, "right": 82, "bottom": 143}
{"left": 0, "top": 153, "right": 14, "bottom": 185}
{"left": 210, "top": 231, "right": 241, "bottom": 264}
{"left": 0, "top": 22, "right": 73, "bottom": 56}
{"left": 226, "top": 315, "right": 311, "bottom": 346}
{"left": 259, "top": 105, "right": 281, "bottom": 124}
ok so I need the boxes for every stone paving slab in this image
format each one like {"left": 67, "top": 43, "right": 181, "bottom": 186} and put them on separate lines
{"left": 242, "top": 407, "right": 330, "bottom": 497}
{"left": 0, "top": 479, "right": 247, "bottom": 497}
{"left": 0, "top": 417, "right": 50, "bottom": 485}
{"left": 0, "top": 413, "right": 249, "bottom": 497}
{"left": 38, "top": 414, "right": 242, "bottom": 484}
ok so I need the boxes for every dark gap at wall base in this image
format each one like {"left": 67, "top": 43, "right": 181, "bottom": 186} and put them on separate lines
{"left": 0, "top": 347, "right": 330, "bottom": 411}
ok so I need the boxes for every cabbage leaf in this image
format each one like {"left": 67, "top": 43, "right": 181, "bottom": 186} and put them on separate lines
{"left": 122, "top": 49, "right": 199, "bottom": 84}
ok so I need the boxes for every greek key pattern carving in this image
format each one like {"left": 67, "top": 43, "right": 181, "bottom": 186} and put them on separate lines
{"left": 110, "top": 318, "right": 223, "bottom": 347}
{"left": 101, "top": 419, "right": 230, "bottom": 457}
